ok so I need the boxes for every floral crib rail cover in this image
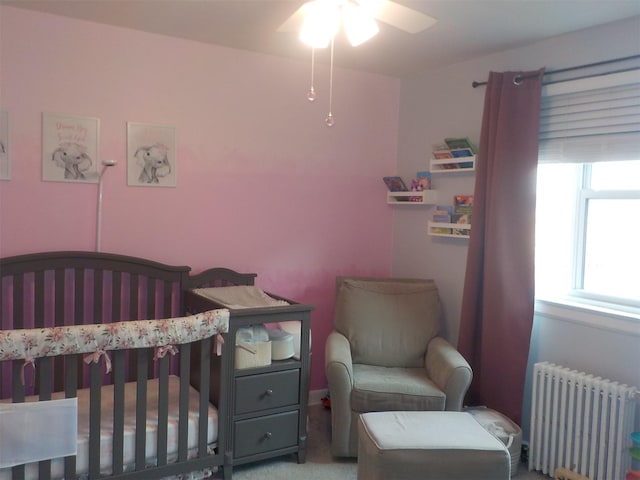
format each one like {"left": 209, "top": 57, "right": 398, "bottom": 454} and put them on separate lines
{"left": 0, "top": 309, "right": 229, "bottom": 364}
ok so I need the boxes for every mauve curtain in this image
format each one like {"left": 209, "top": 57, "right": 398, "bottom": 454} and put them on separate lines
{"left": 458, "top": 69, "right": 544, "bottom": 425}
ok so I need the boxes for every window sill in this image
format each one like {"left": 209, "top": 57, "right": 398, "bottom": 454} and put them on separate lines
{"left": 534, "top": 297, "right": 640, "bottom": 337}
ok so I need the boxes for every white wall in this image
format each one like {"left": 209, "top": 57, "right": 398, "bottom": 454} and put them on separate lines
{"left": 394, "top": 16, "right": 640, "bottom": 436}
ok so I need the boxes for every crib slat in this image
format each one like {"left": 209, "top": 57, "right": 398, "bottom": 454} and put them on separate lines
{"left": 178, "top": 343, "right": 191, "bottom": 462}
{"left": 198, "top": 338, "right": 211, "bottom": 457}
{"left": 147, "top": 278, "right": 156, "bottom": 320}
{"left": 34, "top": 271, "right": 44, "bottom": 329}
{"left": 64, "top": 355, "right": 79, "bottom": 480}
{"left": 37, "top": 460, "right": 51, "bottom": 480}
{"left": 157, "top": 355, "right": 170, "bottom": 466}
{"left": 37, "top": 357, "right": 53, "bottom": 480}
{"left": 37, "top": 357, "right": 52, "bottom": 399}
{"left": 11, "top": 360, "right": 24, "bottom": 401}
{"left": 112, "top": 350, "right": 126, "bottom": 475}
{"left": 11, "top": 358, "right": 26, "bottom": 480}
{"left": 12, "top": 274, "right": 24, "bottom": 329}
{"left": 74, "top": 269, "right": 85, "bottom": 326}
{"left": 135, "top": 349, "right": 149, "bottom": 472}
{"left": 54, "top": 269, "right": 65, "bottom": 326}
{"left": 113, "top": 271, "right": 122, "bottom": 323}
{"left": 11, "top": 464, "right": 25, "bottom": 480}
{"left": 130, "top": 274, "right": 140, "bottom": 321}
{"left": 94, "top": 268, "right": 104, "bottom": 324}
{"left": 163, "top": 280, "right": 172, "bottom": 318}
{"left": 88, "top": 361, "right": 103, "bottom": 480}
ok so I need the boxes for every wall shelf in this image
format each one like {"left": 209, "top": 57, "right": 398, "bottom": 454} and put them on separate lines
{"left": 387, "top": 190, "right": 438, "bottom": 205}
{"left": 428, "top": 221, "right": 471, "bottom": 238}
{"left": 430, "top": 156, "right": 476, "bottom": 173}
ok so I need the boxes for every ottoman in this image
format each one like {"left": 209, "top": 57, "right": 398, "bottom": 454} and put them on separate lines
{"left": 357, "top": 411, "right": 511, "bottom": 480}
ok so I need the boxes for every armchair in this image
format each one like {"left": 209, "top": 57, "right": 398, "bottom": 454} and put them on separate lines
{"left": 325, "top": 276, "right": 472, "bottom": 457}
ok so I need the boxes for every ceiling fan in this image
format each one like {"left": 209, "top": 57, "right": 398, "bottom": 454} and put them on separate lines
{"left": 279, "top": 1, "right": 436, "bottom": 127}
{"left": 277, "top": 0, "right": 438, "bottom": 48}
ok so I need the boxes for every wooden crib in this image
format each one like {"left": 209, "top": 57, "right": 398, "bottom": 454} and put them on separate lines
{"left": 0, "top": 251, "right": 254, "bottom": 480}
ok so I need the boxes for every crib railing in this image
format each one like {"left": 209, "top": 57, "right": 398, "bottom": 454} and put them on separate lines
{"left": 0, "top": 310, "right": 229, "bottom": 480}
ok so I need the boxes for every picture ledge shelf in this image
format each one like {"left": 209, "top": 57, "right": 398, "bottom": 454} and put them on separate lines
{"left": 387, "top": 190, "right": 438, "bottom": 205}
{"left": 428, "top": 221, "right": 471, "bottom": 238}
{"left": 430, "top": 156, "right": 476, "bottom": 173}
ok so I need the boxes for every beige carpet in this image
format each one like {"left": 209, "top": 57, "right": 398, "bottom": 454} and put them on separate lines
{"left": 219, "top": 405, "right": 549, "bottom": 479}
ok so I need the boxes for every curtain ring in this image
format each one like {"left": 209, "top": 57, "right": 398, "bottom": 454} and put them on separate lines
{"left": 513, "top": 75, "right": 523, "bottom": 86}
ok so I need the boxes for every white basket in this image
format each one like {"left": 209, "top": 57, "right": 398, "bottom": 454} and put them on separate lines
{"left": 465, "top": 406, "right": 522, "bottom": 476}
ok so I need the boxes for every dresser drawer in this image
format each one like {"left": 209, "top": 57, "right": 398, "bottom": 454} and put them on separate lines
{"left": 235, "top": 369, "right": 299, "bottom": 414}
{"left": 234, "top": 410, "right": 299, "bottom": 458}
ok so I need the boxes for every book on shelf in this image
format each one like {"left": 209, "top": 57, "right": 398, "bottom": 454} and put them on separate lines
{"left": 435, "top": 205, "right": 454, "bottom": 216}
{"left": 450, "top": 148, "right": 473, "bottom": 158}
{"left": 452, "top": 213, "right": 471, "bottom": 236}
{"left": 431, "top": 205, "right": 453, "bottom": 234}
{"left": 454, "top": 195, "right": 473, "bottom": 215}
{"left": 450, "top": 148, "right": 475, "bottom": 168}
{"left": 433, "top": 149, "right": 454, "bottom": 159}
{"left": 383, "top": 176, "right": 408, "bottom": 192}
{"left": 452, "top": 195, "right": 473, "bottom": 235}
{"left": 445, "top": 137, "right": 478, "bottom": 154}
{"left": 433, "top": 214, "right": 451, "bottom": 223}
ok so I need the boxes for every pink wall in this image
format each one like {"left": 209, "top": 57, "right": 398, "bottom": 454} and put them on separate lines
{"left": 0, "top": 6, "right": 399, "bottom": 391}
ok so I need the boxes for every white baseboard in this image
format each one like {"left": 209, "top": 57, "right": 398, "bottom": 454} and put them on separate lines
{"left": 308, "top": 388, "right": 328, "bottom": 406}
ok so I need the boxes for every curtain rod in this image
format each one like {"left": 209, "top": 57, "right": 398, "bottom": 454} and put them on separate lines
{"left": 471, "top": 54, "right": 640, "bottom": 88}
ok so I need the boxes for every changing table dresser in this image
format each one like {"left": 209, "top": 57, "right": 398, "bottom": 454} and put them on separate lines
{"left": 185, "top": 284, "right": 313, "bottom": 480}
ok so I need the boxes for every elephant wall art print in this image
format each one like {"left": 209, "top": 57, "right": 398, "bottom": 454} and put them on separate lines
{"left": 127, "top": 122, "right": 176, "bottom": 187}
{"left": 42, "top": 112, "right": 100, "bottom": 183}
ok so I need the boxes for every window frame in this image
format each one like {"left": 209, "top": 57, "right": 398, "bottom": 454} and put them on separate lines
{"left": 539, "top": 161, "right": 640, "bottom": 316}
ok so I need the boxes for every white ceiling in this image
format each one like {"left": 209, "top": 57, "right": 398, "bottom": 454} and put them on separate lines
{"left": 4, "top": 0, "right": 640, "bottom": 77}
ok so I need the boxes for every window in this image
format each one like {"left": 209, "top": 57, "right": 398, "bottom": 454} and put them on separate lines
{"left": 534, "top": 67, "right": 640, "bottom": 316}
{"left": 535, "top": 160, "right": 640, "bottom": 311}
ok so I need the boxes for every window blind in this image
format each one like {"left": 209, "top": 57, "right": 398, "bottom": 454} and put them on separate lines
{"left": 538, "top": 69, "right": 640, "bottom": 163}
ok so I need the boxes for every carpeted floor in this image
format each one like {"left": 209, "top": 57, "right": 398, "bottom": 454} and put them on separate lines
{"left": 216, "top": 404, "right": 550, "bottom": 479}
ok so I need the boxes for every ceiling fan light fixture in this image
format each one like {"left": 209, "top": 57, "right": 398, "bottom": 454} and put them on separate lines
{"left": 342, "top": 2, "right": 379, "bottom": 46}
{"left": 299, "top": 0, "right": 341, "bottom": 48}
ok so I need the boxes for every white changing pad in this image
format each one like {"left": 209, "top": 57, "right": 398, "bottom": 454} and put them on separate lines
{"left": 192, "top": 286, "right": 289, "bottom": 309}
{"left": 0, "top": 375, "right": 217, "bottom": 480}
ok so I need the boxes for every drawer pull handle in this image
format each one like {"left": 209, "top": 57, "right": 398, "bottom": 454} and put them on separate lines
{"left": 265, "top": 432, "right": 272, "bottom": 439}
{"left": 265, "top": 389, "right": 273, "bottom": 396}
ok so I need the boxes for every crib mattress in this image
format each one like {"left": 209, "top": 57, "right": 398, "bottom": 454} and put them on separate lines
{"left": 0, "top": 375, "right": 218, "bottom": 480}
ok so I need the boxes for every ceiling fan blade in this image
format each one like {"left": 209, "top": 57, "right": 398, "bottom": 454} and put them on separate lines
{"left": 277, "top": 2, "right": 309, "bottom": 32}
{"left": 371, "top": 0, "right": 437, "bottom": 33}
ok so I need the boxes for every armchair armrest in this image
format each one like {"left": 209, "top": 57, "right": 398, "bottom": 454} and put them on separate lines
{"left": 425, "top": 336, "right": 473, "bottom": 411}
{"left": 325, "top": 330, "right": 355, "bottom": 456}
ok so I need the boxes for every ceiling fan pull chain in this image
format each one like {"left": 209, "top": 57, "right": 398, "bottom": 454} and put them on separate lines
{"left": 307, "top": 47, "right": 316, "bottom": 102}
{"left": 325, "top": 38, "right": 335, "bottom": 127}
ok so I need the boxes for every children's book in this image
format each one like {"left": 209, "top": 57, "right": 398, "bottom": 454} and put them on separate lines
{"left": 454, "top": 195, "right": 473, "bottom": 215}
{"left": 445, "top": 137, "right": 478, "bottom": 154}
{"left": 433, "top": 149, "right": 453, "bottom": 159}
{"left": 383, "top": 176, "right": 408, "bottom": 192}
{"left": 432, "top": 204, "right": 453, "bottom": 234}
{"left": 450, "top": 148, "right": 473, "bottom": 158}
{"left": 452, "top": 197, "right": 472, "bottom": 235}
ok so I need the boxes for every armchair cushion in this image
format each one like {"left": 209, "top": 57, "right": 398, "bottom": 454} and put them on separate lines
{"left": 334, "top": 277, "right": 440, "bottom": 368}
{"left": 351, "top": 364, "right": 446, "bottom": 412}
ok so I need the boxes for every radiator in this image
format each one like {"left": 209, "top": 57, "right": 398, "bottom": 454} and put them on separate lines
{"left": 529, "top": 362, "right": 637, "bottom": 480}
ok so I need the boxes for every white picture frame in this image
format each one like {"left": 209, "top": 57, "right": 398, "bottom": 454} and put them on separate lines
{"left": 42, "top": 112, "right": 100, "bottom": 183}
{"left": 0, "top": 110, "right": 9, "bottom": 180}
{"left": 127, "top": 122, "right": 176, "bottom": 187}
